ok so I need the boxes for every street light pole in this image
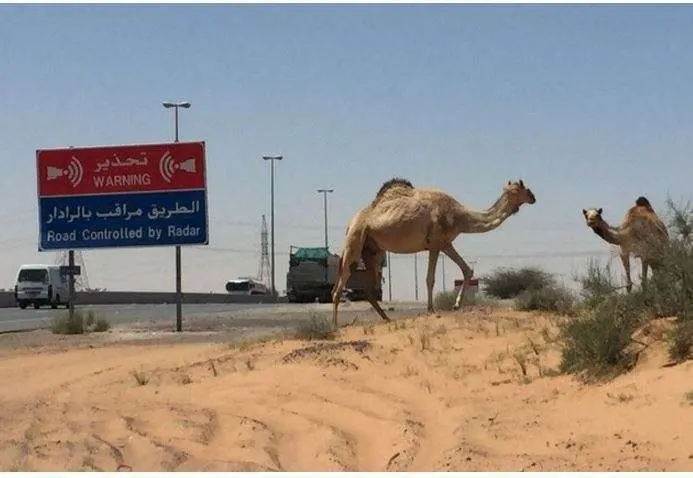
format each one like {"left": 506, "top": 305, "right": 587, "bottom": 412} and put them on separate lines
{"left": 414, "top": 253, "right": 419, "bottom": 301}
{"left": 387, "top": 251, "right": 392, "bottom": 301}
{"left": 263, "top": 155, "right": 283, "bottom": 297}
{"left": 162, "top": 100, "right": 191, "bottom": 332}
{"left": 317, "top": 188, "right": 334, "bottom": 286}
{"left": 317, "top": 189, "right": 334, "bottom": 251}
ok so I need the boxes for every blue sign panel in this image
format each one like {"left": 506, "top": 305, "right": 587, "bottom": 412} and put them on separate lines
{"left": 39, "top": 190, "right": 208, "bottom": 250}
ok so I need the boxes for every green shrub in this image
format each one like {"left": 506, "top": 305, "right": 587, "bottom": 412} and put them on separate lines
{"left": 294, "top": 312, "right": 337, "bottom": 341}
{"left": 52, "top": 311, "right": 85, "bottom": 335}
{"left": 516, "top": 284, "right": 576, "bottom": 315}
{"left": 577, "top": 258, "right": 619, "bottom": 310}
{"left": 558, "top": 293, "right": 649, "bottom": 379}
{"left": 667, "top": 320, "right": 693, "bottom": 363}
{"left": 482, "top": 266, "right": 553, "bottom": 299}
{"left": 433, "top": 290, "right": 481, "bottom": 311}
{"left": 51, "top": 309, "right": 111, "bottom": 335}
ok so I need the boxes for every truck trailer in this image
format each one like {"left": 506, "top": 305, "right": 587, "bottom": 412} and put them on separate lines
{"left": 286, "top": 246, "right": 385, "bottom": 303}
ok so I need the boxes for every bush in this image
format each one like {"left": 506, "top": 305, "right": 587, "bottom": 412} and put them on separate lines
{"left": 52, "top": 310, "right": 85, "bottom": 335}
{"left": 651, "top": 199, "right": 693, "bottom": 360}
{"left": 482, "top": 266, "right": 553, "bottom": 299}
{"left": 51, "top": 309, "right": 110, "bottom": 335}
{"left": 667, "top": 320, "right": 693, "bottom": 363}
{"left": 294, "top": 312, "right": 337, "bottom": 341}
{"left": 577, "top": 258, "right": 620, "bottom": 310}
{"left": 558, "top": 292, "right": 650, "bottom": 379}
{"left": 516, "top": 284, "right": 576, "bottom": 315}
{"left": 434, "top": 290, "right": 458, "bottom": 311}
{"left": 433, "top": 290, "right": 480, "bottom": 311}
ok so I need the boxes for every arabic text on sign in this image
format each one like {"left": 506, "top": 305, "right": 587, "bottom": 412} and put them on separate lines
{"left": 45, "top": 201, "right": 201, "bottom": 224}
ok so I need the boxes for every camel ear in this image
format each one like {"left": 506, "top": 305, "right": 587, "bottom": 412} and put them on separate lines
{"left": 597, "top": 208, "right": 603, "bottom": 215}
{"left": 519, "top": 179, "right": 524, "bottom": 188}
{"left": 582, "top": 209, "right": 587, "bottom": 217}
{"left": 508, "top": 180, "right": 511, "bottom": 185}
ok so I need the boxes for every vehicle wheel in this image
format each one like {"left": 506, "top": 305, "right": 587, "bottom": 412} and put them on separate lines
{"left": 19, "top": 301, "right": 27, "bottom": 309}
{"left": 34, "top": 303, "right": 40, "bottom": 309}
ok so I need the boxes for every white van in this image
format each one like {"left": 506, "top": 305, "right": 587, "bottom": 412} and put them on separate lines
{"left": 14, "top": 264, "right": 70, "bottom": 309}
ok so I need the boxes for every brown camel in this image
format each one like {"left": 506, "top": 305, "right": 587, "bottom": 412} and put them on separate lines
{"left": 331, "top": 178, "right": 537, "bottom": 327}
{"left": 582, "top": 196, "right": 670, "bottom": 293}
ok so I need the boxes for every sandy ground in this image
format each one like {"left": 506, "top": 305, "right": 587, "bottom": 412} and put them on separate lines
{"left": 1, "top": 305, "right": 692, "bottom": 472}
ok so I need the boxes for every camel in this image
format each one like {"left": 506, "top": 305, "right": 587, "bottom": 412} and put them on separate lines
{"left": 331, "top": 178, "right": 537, "bottom": 327}
{"left": 582, "top": 196, "right": 670, "bottom": 293}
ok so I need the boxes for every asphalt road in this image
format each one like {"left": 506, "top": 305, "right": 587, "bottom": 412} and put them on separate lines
{"left": 0, "top": 303, "right": 281, "bottom": 333}
{"left": 0, "top": 301, "right": 428, "bottom": 334}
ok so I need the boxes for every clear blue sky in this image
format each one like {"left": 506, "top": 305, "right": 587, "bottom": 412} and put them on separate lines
{"left": 2, "top": 4, "right": 692, "bottom": 299}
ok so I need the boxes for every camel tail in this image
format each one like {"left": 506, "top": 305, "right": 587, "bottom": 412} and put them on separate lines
{"left": 635, "top": 196, "right": 654, "bottom": 211}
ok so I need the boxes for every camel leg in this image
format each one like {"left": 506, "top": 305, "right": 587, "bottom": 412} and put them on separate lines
{"left": 332, "top": 234, "right": 367, "bottom": 328}
{"left": 426, "top": 250, "right": 440, "bottom": 314}
{"left": 441, "top": 244, "right": 474, "bottom": 310}
{"left": 362, "top": 249, "right": 391, "bottom": 323}
{"left": 620, "top": 253, "right": 632, "bottom": 293}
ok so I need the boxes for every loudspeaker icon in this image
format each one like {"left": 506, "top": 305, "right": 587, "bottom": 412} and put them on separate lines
{"left": 46, "top": 166, "right": 64, "bottom": 181}
{"left": 178, "top": 158, "right": 196, "bottom": 173}
{"left": 46, "top": 156, "right": 83, "bottom": 187}
{"left": 159, "top": 152, "right": 197, "bottom": 183}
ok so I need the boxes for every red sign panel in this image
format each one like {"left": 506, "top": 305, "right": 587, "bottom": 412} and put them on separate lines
{"left": 37, "top": 141, "right": 206, "bottom": 197}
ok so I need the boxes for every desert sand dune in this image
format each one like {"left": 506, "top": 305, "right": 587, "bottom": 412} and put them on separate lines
{"left": 0, "top": 306, "right": 691, "bottom": 471}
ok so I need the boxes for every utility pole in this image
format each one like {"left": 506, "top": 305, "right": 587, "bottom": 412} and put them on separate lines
{"left": 441, "top": 254, "right": 446, "bottom": 292}
{"left": 317, "top": 188, "right": 334, "bottom": 250}
{"left": 317, "top": 188, "right": 334, "bottom": 285}
{"left": 414, "top": 253, "right": 419, "bottom": 301}
{"left": 387, "top": 251, "right": 392, "bottom": 301}
{"left": 162, "top": 100, "right": 191, "bottom": 332}
{"left": 262, "top": 154, "right": 283, "bottom": 297}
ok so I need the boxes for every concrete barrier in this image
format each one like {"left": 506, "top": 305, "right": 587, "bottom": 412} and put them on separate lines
{"left": 0, "top": 291, "right": 288, "bottom": 308}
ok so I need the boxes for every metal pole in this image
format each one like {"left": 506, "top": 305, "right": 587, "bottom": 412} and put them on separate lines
{"left": 270, "top": 159, "right": 275, "bottom": 297}
{"left": 263, "top": 155, "right": 283, "bottom": 297}
{"left": 163, "top": 100, "right": 191, "bottom": 332}
{"left": 322, "top": 192, "right": 328, "bottom": 249}
{"left": 173, "top": 106, "right": 182, "bottom": 332}
{"left": 317, "top": 188, "right": 334, "bottom": 286}
{"left": 68, "top": 249, "right": 75, "bottom": 320}
{"left": 441, "top": 254, "right": 446, "bottom": 292}
{"left": 414, "top": 253, "right": 419, "bottom": 301}
{"left": 387, "top": 251, "right": 392, "bottom": 301}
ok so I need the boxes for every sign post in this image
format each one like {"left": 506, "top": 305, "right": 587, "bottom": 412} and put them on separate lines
{"left": 36, "top": 141, "right": 208, "bottom": 330}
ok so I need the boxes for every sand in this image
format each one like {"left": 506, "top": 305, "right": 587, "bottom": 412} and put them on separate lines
{"left": 1, "top": 305, "right": 692, "bottom": 472}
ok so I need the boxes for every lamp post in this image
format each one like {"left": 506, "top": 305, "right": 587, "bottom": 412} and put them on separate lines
{"left": 414, "top": 253, "right": 419, "bottom": 301}
{"left": 317, "top": 188, "right": 334, "bottom": 286}
{"left": 317, "top": 188, "right": 334, "bottom": 250}
{"left": 162, "top": 100, "right": 191, "bottom": 332}
{"left": 387, "top": 251, "right": 392, "bottom": 301}
{"left": 263, "top": 154, "right": 283, "bottom": 296}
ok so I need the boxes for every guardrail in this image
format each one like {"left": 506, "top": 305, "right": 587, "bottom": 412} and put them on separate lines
{"left": 0, "top": 291, "right": 288, "bottom": 308}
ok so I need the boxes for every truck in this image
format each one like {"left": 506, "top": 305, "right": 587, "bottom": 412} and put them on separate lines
{"left": 286, "top": 246, "right": 385, "bottom": 303}
{"left": 13, "top": 264, "right": 70, "bottom": 309}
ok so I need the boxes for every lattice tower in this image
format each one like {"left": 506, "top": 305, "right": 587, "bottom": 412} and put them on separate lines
{"left": 55, "top": 250, "right": 90, "bottom": 291}
{"left": 257, "top": 214, "right": 271, "bottom": 287}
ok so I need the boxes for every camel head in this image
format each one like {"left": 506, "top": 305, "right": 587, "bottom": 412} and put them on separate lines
{"left": 504, "top": 179, "right": 536, "bottom": 213}
{"left": 582, "top": 207, "right": 604, "bottom": 229}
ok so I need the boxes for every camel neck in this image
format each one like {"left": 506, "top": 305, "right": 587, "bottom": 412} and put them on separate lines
{"left": 461, "top": 192, "right": 517, "bottom": 234}
{"left": 591, "top": 222, "right": 624, "bottom": 246}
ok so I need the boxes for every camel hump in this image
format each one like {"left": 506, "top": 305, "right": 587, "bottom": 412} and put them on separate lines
{"left": 375, "top": 177, "right": 414, "bottom": 199}
{"left": 635, "top": 196, "right": 654, "bottom": 211}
